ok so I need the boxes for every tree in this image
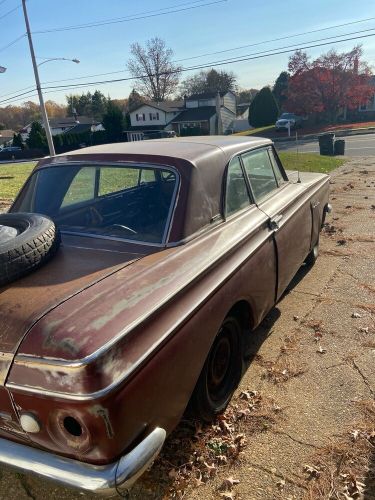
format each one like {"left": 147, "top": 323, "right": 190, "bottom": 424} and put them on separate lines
{"left": 128, "top": 89, "right": 144, "bottom": 111}
{"left": 237, "top": 88, "right": 258, "bottom": 105}
{"left": 272, "top": 72, "right": 289, "bottom": 109}
{"left": 127, "top": 37, "right": 181, "bottom": 101}
{"left": 26, "top": 121, "right": 47, "bottom": 149}
{"left": 12, "top": 133, "right": 23, "bottom": 148}
{"left": 179, "top": 69, "right": 237, "bottom": 96}
{"left": 285, "top": 46, "right": 373, "bottom": 122}
{"left": 66, "top": 91, "right": 108, "bottom": 120}
{"left": 248, "top": 87, "right": 279, "bottom": 127}
{"left": 102, "top": 101, "right": 124, "bottom": 142}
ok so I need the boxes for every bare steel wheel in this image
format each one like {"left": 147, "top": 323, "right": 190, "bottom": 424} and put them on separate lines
{"left": 191, "top": 316, "right": 242, "bottom": 422}
{"left": 305, "top": 239, "right": 319, "bottom": 266}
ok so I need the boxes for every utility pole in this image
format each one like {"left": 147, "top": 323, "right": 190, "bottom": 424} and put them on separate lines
{"left": 22, "top": 0, "right": 55, "bottom": 156}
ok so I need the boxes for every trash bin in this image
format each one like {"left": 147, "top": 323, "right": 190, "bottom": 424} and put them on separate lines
{"left": 318, "top": 133, "right": 335, "bottom": 156}
{"left": 334, "top": 139, "right": 345, "bottom": 155}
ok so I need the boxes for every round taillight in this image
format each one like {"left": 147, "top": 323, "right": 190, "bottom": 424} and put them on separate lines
{"left": 19, "top": 413, "right": 41, "bottom": 433}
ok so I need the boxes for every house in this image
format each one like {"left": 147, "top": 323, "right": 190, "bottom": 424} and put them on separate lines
{"left": 128, "top": 91, "right": 237, "bottom": 139}
{"left": 20, "top": 116, "right": 104, "bottom": 141}
{"left": 0, "top": 129, "right": 15, "bottom": 147}
{"left": 128, "top": 101, "right": 183, "bottom": 131}
{"left": 170, "top": 91, "right": 236, "bottom": 136}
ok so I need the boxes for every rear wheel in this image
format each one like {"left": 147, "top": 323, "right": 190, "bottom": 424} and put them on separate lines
{"left": 191, "top": 316, "right": 242, "bottom": 422}
{"left": 305, "top": 240, "right": 319, "bottom": 266}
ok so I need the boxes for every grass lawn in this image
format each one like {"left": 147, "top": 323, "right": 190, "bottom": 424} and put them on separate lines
{"left": 0, "top": 154, "right": 344, "bottom": 202}
{"left": 278, "top": 152, "right": 345, "bottom": 173}
{"left": 0, "top": 162, "right": 36, "bottom": 199}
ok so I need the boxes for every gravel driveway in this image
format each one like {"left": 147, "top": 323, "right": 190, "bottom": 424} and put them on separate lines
{"left": 0, "top": 157, "right": 374, "bottom": 499}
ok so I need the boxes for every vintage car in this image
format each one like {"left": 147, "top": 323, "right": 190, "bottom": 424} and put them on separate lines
{"left": 0, "top": 136, "right": 331, "bottom": 496}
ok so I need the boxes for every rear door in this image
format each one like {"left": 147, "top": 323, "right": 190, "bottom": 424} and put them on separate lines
{"left": 241, "top": 146, "right": 312, "bottom": 300}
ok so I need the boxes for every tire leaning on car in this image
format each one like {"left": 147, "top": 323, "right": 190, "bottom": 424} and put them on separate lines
{"left": 0, "top": 213, "right": 60, "bottom": 286}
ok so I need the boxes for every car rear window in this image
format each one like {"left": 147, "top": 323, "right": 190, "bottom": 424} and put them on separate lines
{"left": 13, "top": 163, "right": 178, "bottom": 245}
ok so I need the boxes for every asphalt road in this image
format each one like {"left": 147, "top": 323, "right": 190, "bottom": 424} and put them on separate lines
{"left": 275, "top": 132, "right": 375, "bottom": 156}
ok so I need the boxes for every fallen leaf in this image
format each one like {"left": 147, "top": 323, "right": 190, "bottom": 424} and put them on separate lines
{"left": 277, "top": 478, "right": 286, "bottom": 489}
{"left": 304, "top": 464, "right": 321, "bottom": 477}
{"left": 350, "top": 429, "right": 360, "bottom": 441}
{"left": 220, "top": 477, "right": 240, "bottom": 490}
{"left": 359, "top": 327, "right": 369, "bottom": 333}
{"left": 317, "top": 345, "right": 326, "bottom": 354}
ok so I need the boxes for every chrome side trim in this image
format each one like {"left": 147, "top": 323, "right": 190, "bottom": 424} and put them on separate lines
{"left": 0, "top": 427, "right": 166, "bottom": 496}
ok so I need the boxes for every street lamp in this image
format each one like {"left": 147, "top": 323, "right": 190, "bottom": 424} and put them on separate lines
{"left": 37, "top": 58, "right": 80, "bottom": 67}
{"left": 21, "top": 0, "right": 80, "bottom": 157}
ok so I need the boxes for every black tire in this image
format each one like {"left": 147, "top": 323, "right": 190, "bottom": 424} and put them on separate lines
{"left": 0, "top": 213, "right": 60, "bottom": 286}
{"left": 191, "top": 316, "right": 243, "bottom": 422}
{"left": 305, "top": 240, "right": 319, "bottom": 266}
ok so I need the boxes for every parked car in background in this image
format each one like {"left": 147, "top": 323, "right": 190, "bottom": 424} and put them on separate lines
{"left": 0, "top": 137, "right": 331, "bottom": 496}
{"left": 275, "top": 112, "right": 303, "bottom": 131}
{"left": 0, "top": 146, "right": 22, "bottom": 155}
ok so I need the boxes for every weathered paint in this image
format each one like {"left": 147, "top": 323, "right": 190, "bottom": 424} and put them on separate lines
{"left": 0, "top": 137, "right": 330, "bottom": 466}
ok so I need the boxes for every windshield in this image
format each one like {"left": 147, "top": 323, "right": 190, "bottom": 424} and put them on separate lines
{"left": 13, "top": 163, "right": 178, "bottom": 244}
{"left": 279, "top": 113, "right": 295, "bottom": 119}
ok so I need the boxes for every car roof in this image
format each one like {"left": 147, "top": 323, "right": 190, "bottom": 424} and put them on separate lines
{"left": 36, "top": 136, "right": 273, "bottom": 242}
{"left": 46, "top": 136, "right": 272, "bottom": 165}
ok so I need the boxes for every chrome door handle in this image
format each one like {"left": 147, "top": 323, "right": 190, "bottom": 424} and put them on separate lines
{"left": 268, "top": 214, "right": 283, "bottom": 231}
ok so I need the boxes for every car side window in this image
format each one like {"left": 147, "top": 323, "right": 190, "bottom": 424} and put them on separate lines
{"left": 225, "top": 156, "right": 251, "bottom": 217}
{"left": 242, "top": 148, "right": 278, "bottom": 202}
{"left": 268, "top": 148, "right": 286, "bottom": 185}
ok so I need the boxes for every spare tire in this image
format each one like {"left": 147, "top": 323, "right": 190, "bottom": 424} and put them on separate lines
{"left": 0, "top": 213, "right": 60, "bottom": 286}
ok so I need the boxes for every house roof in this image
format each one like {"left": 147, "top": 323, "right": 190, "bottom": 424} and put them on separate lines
{"left": 186, "top": 91, "right": 234, "bottom": 100}
{"left": 49, "top": 116, "right": 99, "bottom": 128}
{"left": 20, "top": 116, "right": 100, "bottom": 132}
{"left": 131, "top": 100, "right": 184, "bottom": 113}
{"left": 170, "top": 106, "right": 216, "bottom": 123}
{"left": 65, "top": 123, "right": 94, "bottom": 134}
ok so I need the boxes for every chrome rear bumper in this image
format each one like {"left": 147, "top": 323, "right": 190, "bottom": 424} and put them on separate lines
{"left": 0, "top": 427, "right": 166, "bottom": 496}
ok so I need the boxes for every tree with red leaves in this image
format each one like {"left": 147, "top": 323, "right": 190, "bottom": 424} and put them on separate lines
{"left": 285, "top": 45, "right": 373, "bottom": 122}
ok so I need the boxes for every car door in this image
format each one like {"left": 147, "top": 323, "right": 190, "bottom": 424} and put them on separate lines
{"left": 241, "top": 146, "right": 312, "bottom": 301}
{"left": 224, "top": 155, "right": 277, "bottom": 323}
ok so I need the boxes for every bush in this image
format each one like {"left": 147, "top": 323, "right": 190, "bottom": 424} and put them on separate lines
{"left": 249, "top": 87, "right": 279, "bottom": 128}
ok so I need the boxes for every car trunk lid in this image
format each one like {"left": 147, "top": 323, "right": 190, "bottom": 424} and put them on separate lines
{"left": 0, "top": 233, "right": 154, "bottom": 386}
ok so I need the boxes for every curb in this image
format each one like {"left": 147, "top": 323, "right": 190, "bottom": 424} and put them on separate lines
{"left": 268, "top": 127, "right": 375, "bottom": 143}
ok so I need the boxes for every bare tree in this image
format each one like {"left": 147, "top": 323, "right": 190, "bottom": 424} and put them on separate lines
{"left": 127, "top": 37, "right": 181, "bottom": 102}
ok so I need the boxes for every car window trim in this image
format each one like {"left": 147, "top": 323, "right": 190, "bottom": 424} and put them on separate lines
{"left": 241, "top": 146, "right": 280, "bottom": 204}
{"left": 267, "top": 146, "right": 288, "bottom": 185}
{"left": 15, "top": 160, "right": 180, "bottom": 248}
{"left": 222, "top": 154, "right": 255, "bottom": 220}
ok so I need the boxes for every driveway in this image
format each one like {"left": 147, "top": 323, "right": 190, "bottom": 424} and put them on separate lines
{"left": 276, "top": 133, "right": 375, "bottom": 157}
{"left": 0, "top": 157, "right": 374, "bottom": 499}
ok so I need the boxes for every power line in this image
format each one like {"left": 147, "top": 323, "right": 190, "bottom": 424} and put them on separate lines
{"left": 3, "top": 13, "right": 375, "bottom": 101}
{"left": 0, "top": 3, "right": 20, "bottom": 21}
{"left": 0, "top": 33, "right": 25, "bottom": 54}
{"left": 2, "top": 28, "right": 375, "bottom": 106}
{"left": 174, "top": 15, "right": 375, "bottom": 62}
{"left": 32, "top": 0, "right": 227, "bottom": 34}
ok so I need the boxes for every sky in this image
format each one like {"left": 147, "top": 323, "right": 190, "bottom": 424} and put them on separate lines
{"left": 1, "top": 0, "right": 375, "bottom": 106}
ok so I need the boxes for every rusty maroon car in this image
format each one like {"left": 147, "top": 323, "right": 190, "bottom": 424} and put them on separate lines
{"left": 0, "top": 137, "right": 331, "bottom": 495}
